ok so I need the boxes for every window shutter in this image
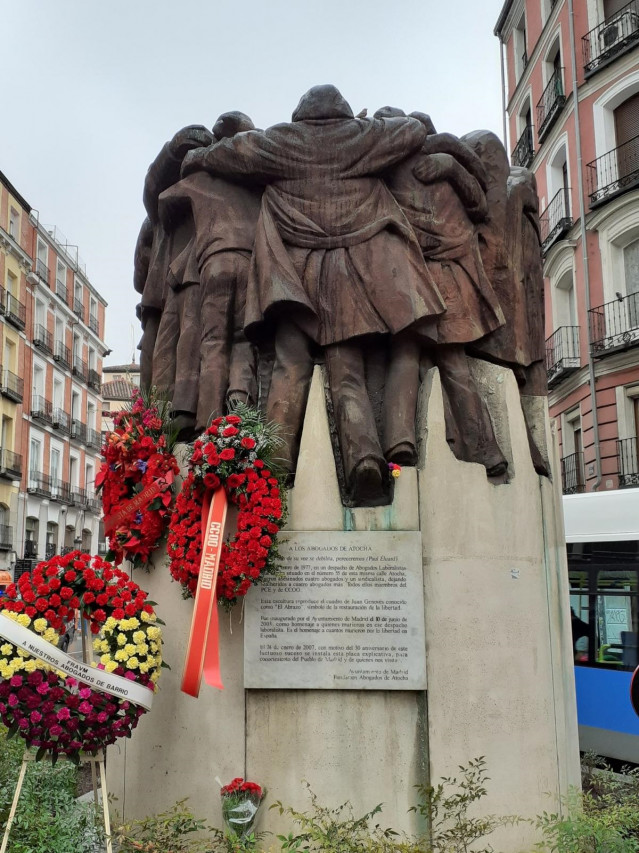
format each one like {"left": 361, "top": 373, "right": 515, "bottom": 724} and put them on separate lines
{"left": 614, "top": 92, "right": 639, "bottom": 147}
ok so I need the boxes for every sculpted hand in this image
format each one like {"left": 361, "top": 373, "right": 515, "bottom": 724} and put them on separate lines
{"left": 413, "top": 153, "right": 455, "bottom": 184}
{"left": 181, "top": 148, "right": 207, "bottom": 178}
{"left": 169, "top": 125, "right": 214, "bottom": 160}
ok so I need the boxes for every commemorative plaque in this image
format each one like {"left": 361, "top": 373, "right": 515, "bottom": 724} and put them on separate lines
{"left": 244, "top": 531, "right": 426, "bottom": 689}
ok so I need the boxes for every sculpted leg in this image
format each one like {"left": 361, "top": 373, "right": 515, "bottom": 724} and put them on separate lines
{"left": 172, "top": 284, "right": 200, "bottom": 420}
{"left": 197, "top": 252, "right": 242, "bottom": 431}
{"left": 266, "top": 321, "right": 314, "bottom": 475}
{"left": 383, "top": 332, "right": 420, "bottom": 465}
{"left": 437, "top": 345, "right": 508, "bottom": 476}
{"left": 138, "top": 307, "right": 161, "bottom": 392}
{"left": 152, "top": 288, "right": 180, "bottom": 401}
{"left": 324, "top": 341, "right": 386, "bottom": 502}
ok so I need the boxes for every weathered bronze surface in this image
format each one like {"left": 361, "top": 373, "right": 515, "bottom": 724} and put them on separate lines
{"left": 135, "top": 85, "right": 549, "bottom": 505}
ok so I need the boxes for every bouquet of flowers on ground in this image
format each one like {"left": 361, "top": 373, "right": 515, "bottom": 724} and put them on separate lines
{"left": 97, "top": 389, "right": 179, "bottom": 569}
{"left": 220, "top": 777, "right": 265, "bottom": 847}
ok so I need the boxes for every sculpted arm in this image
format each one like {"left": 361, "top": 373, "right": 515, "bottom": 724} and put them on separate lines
{"left": 421, "top": 132, "right": 488, "bottom": 190}
{"left": 414, "top": 153, "right": 488, "bottom": 222}
{"left": 143, "top": 125, "right": 214, "bottom": 223}
{"left": 181, "top": 129, "right": 285, "bottom": 182}
{"left": 353, "top": 117, "right": 427, "bottom": 175}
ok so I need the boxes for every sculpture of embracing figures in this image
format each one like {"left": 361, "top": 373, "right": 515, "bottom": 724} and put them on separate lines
{"left": 134, "top": 84, "right": 549, "bottom": 506}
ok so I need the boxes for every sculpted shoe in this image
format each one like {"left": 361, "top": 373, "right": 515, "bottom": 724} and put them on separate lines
{"left": 386, "top": 441, "right": 417, "bottom": 466}
{"left": 350, "top": 458, "right": 385, "bottom": 504}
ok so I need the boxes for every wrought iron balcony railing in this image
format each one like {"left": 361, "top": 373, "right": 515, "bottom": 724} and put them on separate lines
{"left": 540, "top": 188, "right": 572, "bottom": 252}
{"left": 50, "top": 479, "right": 72, "bottom": 503}
{"left": 31, "top": 395, "right": 53, "bottom": 424}
{"left": 55, "top": 279, "right": 68, "bottom": 303}
{"left": 589, "top": 291, "right": 639, "bottom": 355}
{"left": 88, "top": 368, "right": 101, "bottom": 391}
{"left": 618, "top": 437, "right": 639, "bottom": 487}
{"left": 36, "top": 259, "right": 49, "bottom": 285}
{"left": 561, "top": 451, "right": 585, "bottom": 495}
{"left": 54, "top": 340, "right": 71, "bottom": 370}
{"left": 0, "top": 525, "right": 13, "bottom": 550}
{"left": 27, "top": 471, "right": 52, "bottom": 498}
{"left": 73, "top": 356, "right": 88, "bottom": 382}
{"left": 582, "top": 0, "right": 639, "bottom": 74}
{"left": 586, "top": 134, "right": 639, "bottom": 206}
{"left": 545, "top": 326, "right": 580, "bottom": 387}
{"left": 52, "top": 408, "right": 70, "bottom": 434}
{"left": 512, "top": 125, "right": 534, "bottom": 168}
{"left": 89, "top": 313, "right": 99, "bottom": 334}
{"left": 71, "top": 487, "right": 87, "bottom": 507}
{"left": 23, "top": 540, "right": 37, "bottom": 559}
{"left": 87, "top": 427, "right": 102, "bottom": 450}
{"left": 0, "top": 449, "right": 22, "bottom": 479}
{"left": 86, "top": 494, "right": 101, "bottom": 514}
{"left": 537, "top": 69, "right": 566, "bottom": 141}
{"left": 0, "top": 285, "right": 5, "bottom": 315}
{"left": 60, "top": 545, "right": 76, "bottom": 556}
{"left": 1, "top": 370, "right": 23, "bottom": 403}
{"left": 45, "top": 543, "right": 57, "bottom": 560}
{"left": 73, "top": 297, "right": 84, "bottom": 318}
{"left": 33, "top": 323, "right": 53, "bottom": 355}
{"left": 71, "top": 420, "right": 87, "bottom": 443}
{"left": 5, "top": 294, "right": 26, "bottom": 330}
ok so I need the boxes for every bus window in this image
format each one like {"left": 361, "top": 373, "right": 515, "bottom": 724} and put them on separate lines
{"left": 570, "top": 569, "right": 590, "bottom": 662}
{"left": 596, "top": 570, "right": 638, "bottom": 669}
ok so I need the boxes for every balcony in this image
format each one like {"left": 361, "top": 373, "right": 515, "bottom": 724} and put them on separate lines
{"left": 54, "top": 340, "right": 71, "bottom": 370}
{"left": 27, "top": 472, "right": 52, "bottom": 498}
{"left": 586, "top": 134, "right": 639, "bottom": 206}
{"left": 540, "top": 188, "right": 572, "bottom": 253}
{"left": 60, "top": 545, "right": 76, "bottom": 556}
{"left": 545, "top": 326, "right": 580, "bottom": 387}
{"left": 537, "top": 69, "right": 566, "bottom": 142}
{"left": 582, "top": 0, "right": 639, "bottom": 76}
{"left": 86, "top": 494, "right": 101, "bottom": 514}
{"left": 0, "top": 525, "right": 13, "bottom": 550}
{"left": 0, "top": 449, "right": 22, "bottom": 479}
{"left": 33, "top": 323, "right": 53, "bottom": 355}
{"left": 36, "top": 259, "right": 49, "bottom": 285}
{"left": 45, "top": 543, "right": 57, "bottom": 560}
{"left": 512, "top": 125, "right": 534, "bottom": 168}
{"left": 73, "top": 297, "right": 84, "bottom": 319}
{"left": 98, "top": 541, "right": 108, "bottom": 556}
{"left": 89, "top": 313, "right": 99, "bottom": 334}
{"left": 589, "top": 292, "right": 639, "bottom": 355}
{"left": 71, "top": 487, "right": 87, "bottom": 507}
{"left": 31, "top": 394, "right": 53, "bottom": 425}
{"left": 0, "top": 370, "right": 23, "bottom": 403}
{"left": 87, "top": 427, "right": 102, "bottom": 450}
{"left": 50, "top": 479, "right": 72, "bottom": 503}
{"left": 23, "top": 541, "right": 37, "bottom": 559}
{"left": 88, "top": 368, "right": 101, "bottom": 391}
{"left": 561, "top": 451, "right": 585, "bottom": 495}
{"left": 55, "top": 279, "right": 68, "bottom": 303}
{"left": 618, "top": 438, "right": 639, "bottom": 487}
{"left": 73, "top": 356, "right": 88, "bottom": 382}
{"left": 71, "top": 420, "right": 87, "bottom": 443}
{"left": 5, "top": 294, "right": 26, "bottom": 330}
{"left": 52, "top": 408, "right": 70, "bottom": 434}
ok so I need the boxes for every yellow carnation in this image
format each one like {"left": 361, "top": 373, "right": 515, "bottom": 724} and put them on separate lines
{"left": 1, "top": 644, "right": 12, "bottom": 656}
{"left": 104, "top": 660, "right": 118, "bottom": 673}
{"left": 114, "top": 650, "right": 128, "bottom": 662}
{"left": 126, "top": 657, "right": 139, "bottom": 670}
{"left": 117, "top": 633, "right": 127, "bottom": 646}
{"left": 33, "top": 618, "right": 47, "bottom": 633}
{"left": 16, "top": 614, "right": 31, "bottom": 627}
{"left": 147, "top": 627, "right": 161, "bottom": 641}
{"left": 124, "top": 644, "right": 137, "bottom": 657}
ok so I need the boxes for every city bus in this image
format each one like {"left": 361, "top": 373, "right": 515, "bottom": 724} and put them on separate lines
{"left": 564, "top": 488, "right": 639, "bottom": 763}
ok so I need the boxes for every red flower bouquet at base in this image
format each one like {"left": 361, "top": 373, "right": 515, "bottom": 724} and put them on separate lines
{"left": 221, "top": 777, "right": 265, "bottom": 844}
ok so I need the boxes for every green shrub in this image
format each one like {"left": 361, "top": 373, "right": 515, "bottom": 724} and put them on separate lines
{"left": 0, "top": 726, "right": 104, "bottom": 853}
{"left": 113, "top": 799, "right": 226, "bottom": 853}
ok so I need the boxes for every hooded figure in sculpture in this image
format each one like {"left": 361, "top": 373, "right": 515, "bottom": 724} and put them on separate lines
{"left": 183, "top": 84, "right": 445, "bottom": 502}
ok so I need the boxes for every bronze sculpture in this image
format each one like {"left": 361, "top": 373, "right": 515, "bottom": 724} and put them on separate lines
{"left": 133, "top": 85, "right": 549, "bottom": 505}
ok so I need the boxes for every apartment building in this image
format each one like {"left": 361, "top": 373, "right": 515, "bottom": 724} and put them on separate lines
{"left": 0, "top": 170, "right": 107, "bottom": 576}
{"left": 495, "top": 0, "right": 639, "bottom": 494}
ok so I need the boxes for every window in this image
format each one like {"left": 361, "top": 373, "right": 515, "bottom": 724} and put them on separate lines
{"left": 6, "top": 271, "right": 16, "bottom": 298}
{"left": 514, "top": 14, "right": 528, "bottom": 79}
{"left": 46, "top": 522, "right": 58, "bottom": 558}
{"left": 25, "top": 517, "right": 39, "bottom": 558}
{"left": 3, "top": 339, "right": 15, "bottom": 375}
{"left": 32, "top": 363, "right": 44, "bottom": 399}
{"left": 55, "top": 317, "right": 63, "bottom": 348}
{"left": 613, "top": 92, "right": 639, "bottom": 181}
{"left": 554, "top": 269, "right": 577, "bottom": 328}
{"left": 561, "top": 408, "right": 585, "bottom": 493}
{"left": 568, "top": 542, "right": 639, "bottom": 670}
{"left": 623, "top": 238, "right": 639, "bottom": 326}
{"left": 55, "top": 261, "right": 67, "bottom": 300}
{"left": 87, "top": 401, "right": 95, "bottom": 430}
{"left": 8, "top": 208, "right": 18, "bottom": 241}
{"left": 29, "top": 437, "right": 42, "bottom": 474}
{"left": 51, "top": 447, "right": 61, "bottom": 485}
{"left": 69, "top": 454, "right": 78, "bottom": 489}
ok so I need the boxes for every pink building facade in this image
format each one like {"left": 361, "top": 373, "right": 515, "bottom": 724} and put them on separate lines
{"left": 496, "top": 0, "right": 639, "bottom": 494}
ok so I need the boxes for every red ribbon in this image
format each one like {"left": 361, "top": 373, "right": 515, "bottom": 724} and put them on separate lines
{"left": 103, "top": 472, "right": 172, "bottom": 535}
{"left": 181, "top": 488, "right": 228, "bottom": 697}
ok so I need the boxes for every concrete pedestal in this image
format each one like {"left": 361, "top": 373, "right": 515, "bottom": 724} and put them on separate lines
{"left": 108, "top": 361, "right": 579, "bottom": 850}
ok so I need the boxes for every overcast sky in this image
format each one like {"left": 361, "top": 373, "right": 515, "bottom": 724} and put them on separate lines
{"left": 2, "top": 0, "right": 506, "bottom": 367}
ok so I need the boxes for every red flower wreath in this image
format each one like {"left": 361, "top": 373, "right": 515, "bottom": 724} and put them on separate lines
{"left": 167, "top": 410, "right": 286, "bottom": 606}
{"left": 0, "top": 552, "right": 162, "bottom": 761}
{"left": 96, "top": 391, "right": 179, "bottom": 568}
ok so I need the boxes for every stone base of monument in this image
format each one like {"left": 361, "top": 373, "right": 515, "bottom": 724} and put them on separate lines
{"left": 107, "top": 359, "right": 580, "bottom": 851}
